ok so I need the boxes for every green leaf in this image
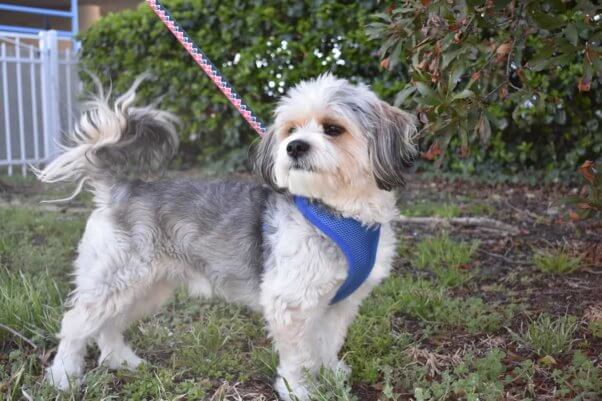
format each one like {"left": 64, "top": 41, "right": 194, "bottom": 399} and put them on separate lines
{"left": 478, "top": 114, "right": 492, "bottom": 145}
{"left": 583, "top": 61, "right": 593, "bottom": 83}
{"left": 452, "top": 89, "right": 475, "bottom": 101}
{"left": 529, "top": 57, "right": 551, "bottom": 72}
{"left": 565, "top": 24, "right": 579, "bottom": 46}
{"left": 394, "top": 85, "right": 416, "bottom": 107}
{"left": 415, "top": 82, "right": 439, "bottom": 100}
{"left": 466, "top": 0, "right": 484, "bottom": 8}
{"left": 529, "top": 10, "right": 565, "bottom": 30}
{"left": 448, "top": 63, "right": 465, "bottom": 92}
{"left": 441, "top": 47, "right": 464, "bottom": 70}
{"left": 493, "top": 0, "right": 512, "bottom": 11}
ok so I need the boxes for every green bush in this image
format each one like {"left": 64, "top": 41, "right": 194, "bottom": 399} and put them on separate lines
{"left": 368, "top": 1, "right": 602, "bottom": 177}
{"left": 80, "top": 0, "right": 403, "bottom": 170}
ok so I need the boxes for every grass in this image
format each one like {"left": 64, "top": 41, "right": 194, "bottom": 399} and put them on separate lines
{"left": 308, "top": 368, "right": 357, "bottom": 401}
{"left": 0, "top": 188, "right": 599, "bottom": 400}
{"left": 413, "top": 233, "right": 479, "bottom": 287}
{"left": 514, "top": 314, "right": 579, "bottom": 356}
{"left": 0, "top": 270, "right": 63, "bottom": 344}
{"left": 400, "top": 201, "right": 461, "bottom": 218}
{"left": 533, "top": 246, "right": 581, "bottom": 275}
{"left": 399, "top": 201, "right": 495, "bottom": 218}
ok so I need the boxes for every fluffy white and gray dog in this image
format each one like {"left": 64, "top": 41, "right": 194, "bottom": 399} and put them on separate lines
{"left": 37, "top": 74, "right": 416, "bottom": 400}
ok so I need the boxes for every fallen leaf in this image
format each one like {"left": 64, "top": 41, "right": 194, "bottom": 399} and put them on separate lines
{"left": 496, "top": 42, "right": 512, "bottom": 56}
{"left": 538, "top": 355, "right": 557, "bottom": 366}
{"left": 578, "top": 160, "right": 595, "bottom": 184}
{"left": 568, "top": 210, "right": 581, "bottom": 221}
{"left": 380, "top": 57, "right": 391, "bottom": 70}
{"left": 422, "top": 141, "right": 442, "bottom": 161}
{"left": 584, "top": 305, "right": 602, "bottom": 323}
{"left": 499, "top": 84, "right": 509, "bottom": 99}
{"left": 578, "top": 78, "right": 591, "bottom": 92}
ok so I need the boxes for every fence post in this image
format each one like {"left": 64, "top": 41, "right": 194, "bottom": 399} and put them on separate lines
{"left": 39, "top": 30, "right": 61, "bottom": 161}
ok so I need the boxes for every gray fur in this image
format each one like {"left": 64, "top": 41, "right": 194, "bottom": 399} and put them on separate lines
{"left": 329, "top": 83, "right": 417, "bottom": 191}
{"left": 110, "top": 179, "right": 274, "bottom": 307}
{"left": 251, "top": 128, "right": 281, "bottom": 191}
{"left": 368, "top": 103, "right": 417, "bottom": 190}
{"left": 92, "top": 108, "right": 179, "bottom": 179}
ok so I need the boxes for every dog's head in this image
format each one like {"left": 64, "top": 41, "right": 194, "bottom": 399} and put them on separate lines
{"left": 254, "top": 74, "right": 417, "bottom": 204}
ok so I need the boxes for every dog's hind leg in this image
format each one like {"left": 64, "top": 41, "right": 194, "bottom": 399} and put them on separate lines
{"left": 96, "top": 278, "right": 175, "bottom": 370}
{"left": 47, "top": 267, "right": 174, "bottom": 390}
{"left": 46, "top": 212, "right": 175, "bottom": 389}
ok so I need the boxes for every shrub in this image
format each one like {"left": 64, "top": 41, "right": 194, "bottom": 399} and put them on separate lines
{"left": 80, "top": 0, "right": 404, "bottom": 170}
{"left": 368, "top": 1, "right": 602, "bottom": 176}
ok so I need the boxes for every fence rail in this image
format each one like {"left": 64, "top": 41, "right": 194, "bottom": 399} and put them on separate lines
{"left": 0, "top": 31, "right": 79, "bottom": 176}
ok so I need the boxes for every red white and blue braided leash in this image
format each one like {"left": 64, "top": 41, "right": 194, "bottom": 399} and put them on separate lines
{"left": 145, "top": 0, "right": 267, "bottom": 137}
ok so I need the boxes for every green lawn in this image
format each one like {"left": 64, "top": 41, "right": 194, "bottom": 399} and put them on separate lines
{"left": 0, "top": 176, "right": 600, "bottom": 400}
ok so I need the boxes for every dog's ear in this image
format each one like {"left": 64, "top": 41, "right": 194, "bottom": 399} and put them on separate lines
{"left": 252, "top": 127, "right": 279, "bottom": 190}
{"left": 368, "top": 102, "right": 417, "bottom": 191}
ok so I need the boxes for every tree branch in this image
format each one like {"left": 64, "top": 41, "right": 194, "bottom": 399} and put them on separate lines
{"left": 0, "top": 323, "right": 37, "bottom": 349}
{"left": 396, "top": 215, "right": 520, "bottom": 234}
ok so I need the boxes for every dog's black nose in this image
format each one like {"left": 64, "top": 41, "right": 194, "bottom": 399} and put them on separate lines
{"left": 286, "top": 140, "right": 310, "bottom": 159}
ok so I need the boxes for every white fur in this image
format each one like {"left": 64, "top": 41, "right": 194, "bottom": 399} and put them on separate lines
{"left": 42, "top": 74, "right": 415, "bottom": 401}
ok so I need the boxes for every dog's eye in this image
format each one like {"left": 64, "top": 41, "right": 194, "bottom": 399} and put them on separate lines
{"left": 287, "top": 126, "right": 295, "bottom": 134}
{"left": 323, "top": 124, "right": 344, "bottom": 137}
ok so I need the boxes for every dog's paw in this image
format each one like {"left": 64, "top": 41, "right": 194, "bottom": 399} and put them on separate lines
{"left": 331, "top": 360, "right": 351, "bottom": 378}
{"left": 99, "top": 348, "right": 146, "bottom": 371}
{"left": 274, "top": 375, "right": 310, "bottom": 401}
{"left": 45, "top": 364, "right": 82, "bottom": 391}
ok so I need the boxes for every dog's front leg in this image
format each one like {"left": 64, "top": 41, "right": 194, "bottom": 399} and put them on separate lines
{"left": 264, "top": 300, "right": 323, "bottom": 401}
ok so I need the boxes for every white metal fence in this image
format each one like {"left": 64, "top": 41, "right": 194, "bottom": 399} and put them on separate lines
{"left": 0, "top": 30, "right": 79, "bottom": 176}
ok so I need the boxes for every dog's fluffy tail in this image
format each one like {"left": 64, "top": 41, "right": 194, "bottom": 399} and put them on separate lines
{"left": 34, "top": 75, "right": 179, "bottom": 204}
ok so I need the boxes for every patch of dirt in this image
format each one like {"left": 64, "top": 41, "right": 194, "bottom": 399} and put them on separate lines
{"left": 391, "top": 174, "right": 601, "bottom": 400}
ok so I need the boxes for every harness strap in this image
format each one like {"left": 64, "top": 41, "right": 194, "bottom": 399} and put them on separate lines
{"left": 145, "top": 0, "right": 267, "bottom": 137}
{"left": 294, "top": 196, "right": 381, "bottom": 304}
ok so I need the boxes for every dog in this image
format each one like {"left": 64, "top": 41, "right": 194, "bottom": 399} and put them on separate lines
{"left": 37, "top": 73, "right": 416, "bottom": 400}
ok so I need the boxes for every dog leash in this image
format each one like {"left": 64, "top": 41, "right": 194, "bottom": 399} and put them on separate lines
{"left": 146, "top": 1, "right": 381, "bottom": 304}
{"left": 145, "top": 0, "right": 267, "bottom": 137}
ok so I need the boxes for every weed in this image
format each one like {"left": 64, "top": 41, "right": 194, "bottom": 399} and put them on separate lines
{"left": 413, "top": 349, "right": 506, "bottom": 401}
{"left": 532, "top": 246, "right": 581, "bottom": 275}
{"left": 514, "top": 314, "right": 578, "bottom": 356}
{"left": 401, "top": 202, "right": 461, "bottom": 218}
{"left": 308, "top": 368, "right": 357, "bottom": 401}
{"left": 551, "top": 351, "right": 602, "bottom": 399}
{"left": 346, "top": 275, "right": 507, "bottom": 382}
{"left": 414, "top": 234, "right": 478, "bottom": 287}
{"left": 466, "top": 203, "right": 495, "bottom": 216}
{"left": 504, "top": 359, "right": 537, "bottom": 399}
{"left": 251, "top": 346, "right": 279, "bottom": 378}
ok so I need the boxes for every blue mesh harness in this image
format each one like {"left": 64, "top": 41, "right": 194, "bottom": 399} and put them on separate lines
{"left": 294, "top": 196, "right": 381, "bottom": 304}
